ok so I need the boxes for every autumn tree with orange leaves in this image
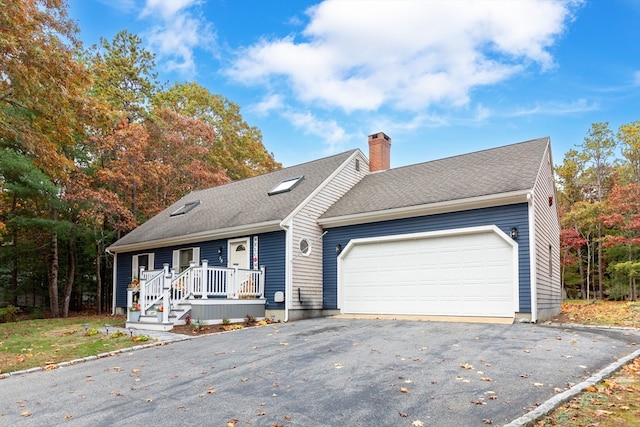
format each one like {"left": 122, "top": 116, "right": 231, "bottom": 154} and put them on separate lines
{"left": 0, "top": 4, "right": 280, "bottom": 317}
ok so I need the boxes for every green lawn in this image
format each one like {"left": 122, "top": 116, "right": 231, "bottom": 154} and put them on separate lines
{"left": 0, "top": 315, "right": 153, "bottom": 374}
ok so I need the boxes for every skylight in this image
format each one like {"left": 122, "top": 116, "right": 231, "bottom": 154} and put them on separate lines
{"left": 170, "top": 200, "right": 201, "bottom": 217}
{"left": 268, "top": 176, "right": 303, "bottom": 196}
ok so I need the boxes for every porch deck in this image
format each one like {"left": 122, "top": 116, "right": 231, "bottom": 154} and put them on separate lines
{"left": 126, "top": 261, "right": 266, "bottom": 331}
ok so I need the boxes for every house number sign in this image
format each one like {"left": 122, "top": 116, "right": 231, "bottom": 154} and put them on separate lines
{"left": 253, "top": 236, "right": 258, "bottom": 269}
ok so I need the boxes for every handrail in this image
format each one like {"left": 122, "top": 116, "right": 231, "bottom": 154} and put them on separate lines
{"left": 139, "top": 268, "right": 165, "bottom": 315}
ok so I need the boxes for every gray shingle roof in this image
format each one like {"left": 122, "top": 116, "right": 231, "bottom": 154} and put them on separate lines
{"left": 110, "top": 150, "right": 359, "bottom": 250}
{"left": 320, "top": 137, "right": 549, "bottom": 220}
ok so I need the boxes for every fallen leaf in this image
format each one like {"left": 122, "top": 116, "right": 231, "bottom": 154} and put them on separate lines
{"left": 207, "top": 388, "right": 216, "bottom": 394}
{"left": 145, "top": 398, "right": 153, "bottom": 403}
{"left": 226, "top": 419, "right": 239, "bottom": 426}
{"left": 399, "top": 412, "right": 408, "bottom": 417}
{"left": 412, "top": 421, "right": 425, "bottom": 426}
{"left": 279, "top": 342, "right": 288, "bottom": 346}
{"left": 334, "top": 363, "right": 343, "bottom": 369}
{"left": 400, "top": 387, "right": 410, "bottom": 393}
{"left": 480, "top": 377, "right": 492, "bottom": 382}
{"left": 482, "top": 419, "right": 492, "bottom": 424}
{"left": 21, "top": 411, "right": 31, "bottom": 417}
{"left": 63, "top": 414, "right": 72, "bottom": 419}
{"left": 471, "top": 400, "right": 486, "bottom": 405}
{"left": 461, "top": 363, "right": 474, "bottom": 370}
{"left": 554, "top": 387, "right": 563, "bottom": 393}
{"left": 533, "top": 383, "right": 544, "bottom": 387}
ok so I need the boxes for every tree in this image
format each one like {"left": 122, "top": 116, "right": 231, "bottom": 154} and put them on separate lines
{"left": 555, "top": 149, "right": 584, "bottom": 211}
{"left": 577, "top": 122, "right": 617, "bottom": 299}
{"left": 152, "top": 82, "right": 281, "bottom": 180}
{"left": 87, "top": 30, "right": 160, "bottom": 122}
{"left": 601, "top": 183, "right": 640, "bottom": 300}
{"left": 618, "top": 120, "right": 640, "bottom": 184}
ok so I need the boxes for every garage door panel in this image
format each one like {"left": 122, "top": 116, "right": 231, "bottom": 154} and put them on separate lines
{"left": 340, "top": 229, "right": 516, "bottom": 318}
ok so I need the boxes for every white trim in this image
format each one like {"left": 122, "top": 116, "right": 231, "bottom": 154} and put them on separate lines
{"left": 112, "top": 253, "right": 117, "bottom": 314}
{"left": 528, "top": 192, "right": 538, "bottom": 322}
{"left": 282, "top": 150, "right": 363, "bottom": 226}
{"left": 108, "top": 220, "right": 281, "bottom": 253}
{"left": 337, "top": 225, "right": 520, "bottom": 315}
{"left": 228, "top": 237, "right": 250, "bottom": 269}
{"left": 319, "top": 190, "right": 530, "bottom": 228}
{"left": 280, "top": 220, "right": 293, "bottom": 322}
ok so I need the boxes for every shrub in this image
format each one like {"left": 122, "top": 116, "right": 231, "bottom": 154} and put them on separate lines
{"left": 0, "top": 305, "right": 21, "bottom": 323}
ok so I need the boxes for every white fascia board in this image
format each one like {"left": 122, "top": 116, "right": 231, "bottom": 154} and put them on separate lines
{"left": 107, "top": 220, "right": 282, "bottom": 253}
{"left": 318, "top": 190, "right": 530, "bottom": 228}
{"left": 281, "top": 149, "right": 363, "bottom": 226}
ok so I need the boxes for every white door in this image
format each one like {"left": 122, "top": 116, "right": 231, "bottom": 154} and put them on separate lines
{"left": 228, "top": 238, "right": 250, "bottom": 269}
{"left": 339, "top": 227, "right": 517, "bottom": 318}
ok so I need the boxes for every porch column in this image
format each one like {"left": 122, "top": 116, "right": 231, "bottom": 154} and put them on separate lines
{"left": 201, "top": 259, "right": 208, "bottom": 298}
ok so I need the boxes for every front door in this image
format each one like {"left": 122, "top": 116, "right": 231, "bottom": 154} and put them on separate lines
{"left": 228, "top": 238, "right": 250, "bottom": 269}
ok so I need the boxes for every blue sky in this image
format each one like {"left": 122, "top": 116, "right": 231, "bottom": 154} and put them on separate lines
{"left": 68, "top": 0, "right": 639, "bottom": 168}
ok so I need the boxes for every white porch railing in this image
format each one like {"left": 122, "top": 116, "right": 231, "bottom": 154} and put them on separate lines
{"left": 128, "top": 260, "right": 265, "bottom": 322}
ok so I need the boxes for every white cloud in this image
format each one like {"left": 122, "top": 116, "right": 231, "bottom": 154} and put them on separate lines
{"left": 507, "top": 99, "right": 599, "bottom": 117}
{"left": 282, "top": 109, "right": 350, "bottom": 155}
{"left": 140, "top": 0, "right": 215, "bottom": 76}
{"left": 251, "top": 94, "right": 284, "bottom": 117}
{"left": 227, "top": 0, "right": 582, "bottom": 113}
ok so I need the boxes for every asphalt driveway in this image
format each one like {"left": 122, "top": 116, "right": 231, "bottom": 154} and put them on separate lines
{"left": 1, "top": 318, "right": 639, "bottom": 427}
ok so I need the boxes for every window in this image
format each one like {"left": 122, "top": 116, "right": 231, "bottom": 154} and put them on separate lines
{"left": 299, "top": 238, "right": 311, "bottom": 256}
{"left": 268, "top": 176, "right": 303, "bottom": 196}
{"left": 172, "top": 247, "right": 200, "bottom": 273}
{"left": 132, "top": 253, "right": 154, "bottom": 280}
{"left": 170, "top": 200, "right": 200, "bottom": 217}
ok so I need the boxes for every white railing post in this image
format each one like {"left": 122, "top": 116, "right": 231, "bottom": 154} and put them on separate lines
{"left": 162, "top": 289, "right": 170, "bottom": 323}
{"left": 139, "top": 276, "right": 147, "bottom": 315}
{"left": 201, "top": 259, "right": 208, "bottom": 298}
{"left": 188, "top": 261, "right": 196, "bottom": 295}
{"left": 126, "top": 288, "right": 133, "bottom": 321}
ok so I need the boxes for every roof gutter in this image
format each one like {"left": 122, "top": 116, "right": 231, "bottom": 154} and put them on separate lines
{"left": 107, "top": 220, "right": 282, "bottom": 253}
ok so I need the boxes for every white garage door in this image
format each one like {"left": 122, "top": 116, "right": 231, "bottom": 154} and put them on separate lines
{"left": 339, "top": 227, "right": 517, "bottom": 318}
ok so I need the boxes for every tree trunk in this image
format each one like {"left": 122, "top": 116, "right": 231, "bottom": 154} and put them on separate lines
{"left": 578, "top": 247, "right": 586, "bottom": 299}
{"left": 48, "top": 229, "right": 60, "bottom": 317}
{"left": 597, "top": 225, "right": 604, "bottom": 299}
{"left": 62, "top": 237, "right": 75, "bottom": 318}
{"left": 96, "top": 240, "right": 102, "bottom": 314}
{"left": 11, "top": 230, "right": 18, "bottom": 306}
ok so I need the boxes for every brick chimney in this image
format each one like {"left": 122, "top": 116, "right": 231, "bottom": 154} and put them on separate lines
{"left": 368, "top": 132, "right": 391, "bottom": 172}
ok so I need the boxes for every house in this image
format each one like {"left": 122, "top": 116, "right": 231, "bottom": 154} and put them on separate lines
{"left": 108, "top": 132, "right": 561, "bottom": 330}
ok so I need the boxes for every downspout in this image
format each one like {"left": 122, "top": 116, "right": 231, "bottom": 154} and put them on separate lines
{"left": 105, "top": 247, "right": 116, "bottom": 315}
{"left": 279, "top": 221, "right": 292, "bottom": 322}
{"left": 527, "top": 192, "right": 538, "bottom": 323}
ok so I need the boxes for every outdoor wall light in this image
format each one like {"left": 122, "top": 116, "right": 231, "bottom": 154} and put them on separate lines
{"left": 217, "top": 246, "right": 223, "bottom": 255}
{"left": 510, "top": 227, "right": 518, "bottom": 240}
{"left": 336, "top": 243, "right": 342, "bottom": 254}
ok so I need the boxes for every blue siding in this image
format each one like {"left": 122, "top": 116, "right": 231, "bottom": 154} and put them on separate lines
{"left": 115, "top": 231, "right": 287, "bottom": 308}
{"left": 258, "top": 231, "right": 286, "bottom": 309}
{"left": 322, "top": 203, "right": 531, "bottom": 312}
